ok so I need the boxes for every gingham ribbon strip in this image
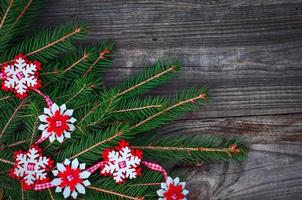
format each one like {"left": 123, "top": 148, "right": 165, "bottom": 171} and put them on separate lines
{"left": 33, "top": 161, "right": 168, "bottom": 191}
{"left": 33, "top": 161, "right": 106, "bottom": 191}
{"left": 34, "top": 181, "right": 54, "bottom": 191}
{"left": 86, "top": 161, "right": 106, "bottom": 173}
{"left": 34, "top": 135, "right": 48, "bottom": 145}
{"left": 33, "top": 88, "right": 54, "bottom": 108}
{"left": 142, "top": 161, "right": 168, "bottom": 180}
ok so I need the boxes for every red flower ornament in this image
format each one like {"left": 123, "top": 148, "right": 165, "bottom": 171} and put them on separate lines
{"left": 157, "top": 177, "right": 189, "bottom": 200}
{"left": 51, "top": 158, "right": 91, "bottom": 199}
{"left": 1, "top": 54, "right": 41, "bottom": 98}
{"left": 38, "top": 103, "right": 76, "bottom": 143}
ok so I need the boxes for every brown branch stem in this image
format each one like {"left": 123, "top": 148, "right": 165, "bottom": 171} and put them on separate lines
{"left": 0, "top": 96, "right": 12, "bottom": 101}
{"left": 0, "top": 158, "right": 14, "bottom": 165}
{"left": 27, "top": 27, "right": 81, "bottom": 57}
{"left": 0, "top": 100, "right": 25, "bottom": 139}
{"left": 128, "top": 182, "right": 161, "bottom": 187}
{"left": 69, "top": 131, "right": 122, "bottom": 160}
{"left": 84, "top": 49, "right": 111, "bottom": 76}
{"left": 13, "top": 0, "right": 32, "bottom": 26}
{"left": 88, "top": 186, "right": 144, "bottom": 200}
{"left": 132, "top": 144, "right": 241, "bottom": 156}
{"left": 116, "top": 66, "right": 177, "bottom": 97}
{"left": 112, "top": 105, "right": 162, "bottom": 113}
{"left": 0, "top": 0, "right": 13, "bottom": 30}
{"left": 130, "top": 93, "right": 207, "bottom": 130}
{"left": 0, "top": 27, "right": 81, "bottom": 65}
{"left": 64, "top": 84, "right": 90, "bottom": 104}
{"left": 63, "top": 52, "right": 89, "bottom": 73}
{"left": 21, "top": 187, "right": 24, "bottom": 200}
{"left": 7, "top": 140, "right": 28, "bottom": 147}
{"left": 48, "top": 189, "right": 55, "bottom": 200}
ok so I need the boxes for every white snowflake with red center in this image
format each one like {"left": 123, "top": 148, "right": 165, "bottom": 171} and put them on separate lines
{"left": 157, "top": 177, "right": 189, "bottom": 200}
{"left": 38, "top": 103, "right": 76, "bottom": 143}
{"left": 101, "top": 140, "right": 143, "bottom": 184}
{"left": 10, "top": 146, "right": 53, "bottom": 190}
{"left": 1, "top": 54, "right": 41, "bottom": 98}
{"left": 51, "top": 158, "right": 91, "bottom": 199}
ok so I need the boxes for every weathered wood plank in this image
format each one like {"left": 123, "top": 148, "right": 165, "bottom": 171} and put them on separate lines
{"left": 34, "top": 1, "right": 302, "bottom": 199}
{"left": 159, "top": 113, "right": 302, "bottom": 143}
{"left": 35, "top": 1, "right": 302, "bottom": 118}
{"left": 176, "top": 143, "right": 302, "bottom": 200}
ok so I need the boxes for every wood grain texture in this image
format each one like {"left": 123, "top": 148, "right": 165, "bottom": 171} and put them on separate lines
{"left": 34, "top": 1, "right": 302, "bottom": 199}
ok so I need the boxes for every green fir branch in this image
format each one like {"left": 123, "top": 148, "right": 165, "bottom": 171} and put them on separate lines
{"left": 0, "top": 0, "right": 47, "bottom": 47}
{"left": 113, "top": 59, "right": 180, "bottom": 99}
{"left": 0, "top": 23, "right": 87, "bottom": 63}
{"left": 132, "top": 135, "right": 247, "bottom": 164}
{"left": 110, "top": 97, "right": 167, "bottom": 122}
{"left": 0, "top": 2, "right": 248, "bottom": 199}
{"left": 128, "top": 87, "right": 207, "bottom": 135}
{"left": 56, "top": 124, "right": 128, "bottom": 164}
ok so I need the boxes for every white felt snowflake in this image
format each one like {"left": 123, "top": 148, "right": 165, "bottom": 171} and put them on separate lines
{"left": 51, "top": 158, "right": 91, "bottom": 199}
{"left": 101, "top": 141, "right": 142, "bottom": 183}
{"left": 38, "top": 103, "right": 76, "bottom": 143}
{"left": 10, "top": 146, "right": 53, "bottom": 189}
{"left": 1, "top": 54, "right": 41, "bottom": 98}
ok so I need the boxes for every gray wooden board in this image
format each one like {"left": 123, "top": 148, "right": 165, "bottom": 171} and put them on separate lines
{"left": 34, "top": 1, "right": 302, "bottom": 199}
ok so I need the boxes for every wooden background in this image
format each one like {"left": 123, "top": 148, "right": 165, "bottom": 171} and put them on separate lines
{"left": 35, "top": 1, "right": 302, "bottom": 199}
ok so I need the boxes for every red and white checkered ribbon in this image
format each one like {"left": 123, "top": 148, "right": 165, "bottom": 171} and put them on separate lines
{"left": 34, "top": 181, "right": 54, "bottom": 191}
{"left": 86, "top": 161, "right": 106, "bottom": 173}
{"left": 33, "top": 161, "right": 106, "bottom": 191}
{"left": 142, "top": 161, "right": 168, "bottom": 180}
{"left": 33, "top": 161, "right": 168, "bottom": 191}
{"left": 34, "top": 135, "right": 49, "bottom": 145}
{"left": 33, "top": 88, "right": 53, "bottom": 108}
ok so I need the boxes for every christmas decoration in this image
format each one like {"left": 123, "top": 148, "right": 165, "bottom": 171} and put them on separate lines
{"left": 51, "top": 158, "right": 91, "bottom": 199}
{"left": 1, "top": 54, "right": 41, "bottom": 99}
{"left": 0, "top": 1, "right": 247, "bottom": 200}
{"left": 157, "top": 177, "right": 189, "bottom": 200}
{"left": 101, "top": 140, "right": 142, "bottom": 184}
{"left": 38, "top": 103, "right": 76, "bottom": 143}
{"left": 9, "top": 146, "right": 53, "bottom": 190}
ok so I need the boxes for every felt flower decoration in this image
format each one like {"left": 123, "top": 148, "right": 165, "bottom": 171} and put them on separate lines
{"left": 51, "top": 158, "right": 91, "bottom": 199}
{"left": 157, "top": 177, "right": 189, "bottom": 200}
{"left": 38, "top": 103, "right": 76, "bottom": 143}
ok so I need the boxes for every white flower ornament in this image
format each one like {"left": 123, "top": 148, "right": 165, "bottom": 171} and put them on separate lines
{"left": 51, "top": 158, "right": 91, "bottom": 199}
{"left": 157, "top": 177, "right": 189, "bottom": 200}
{"left": 38, "top": 103, "right": 76, "bottom": 143}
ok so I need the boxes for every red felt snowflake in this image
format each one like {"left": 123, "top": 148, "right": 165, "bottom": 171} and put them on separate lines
{"left": 1, "top": 54, "right": 41, "bottom": 98}
{"left": 9, "top": 146, "right": 53, "bottom": 190}
{"left": 101, "top": 140, "right": 143, "bottom": 184}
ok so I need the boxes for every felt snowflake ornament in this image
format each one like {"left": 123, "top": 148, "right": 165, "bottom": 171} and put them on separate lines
{"left": 157, "top": 177, "right": 189, "bottom": 200}
{"left": 101, "top": 140, "right": 143, "bottom": 184}
{"left": 51, "top": 158, "right": 91, "bottom": 199}
{"left": 38, "top": 103, "right": 76, "bottom": 143}
{"left": 1, "top": 54, "right": 41, "bottom": 98}
{"left": 10, "top": 146, "right": 53, "bottom": 190}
